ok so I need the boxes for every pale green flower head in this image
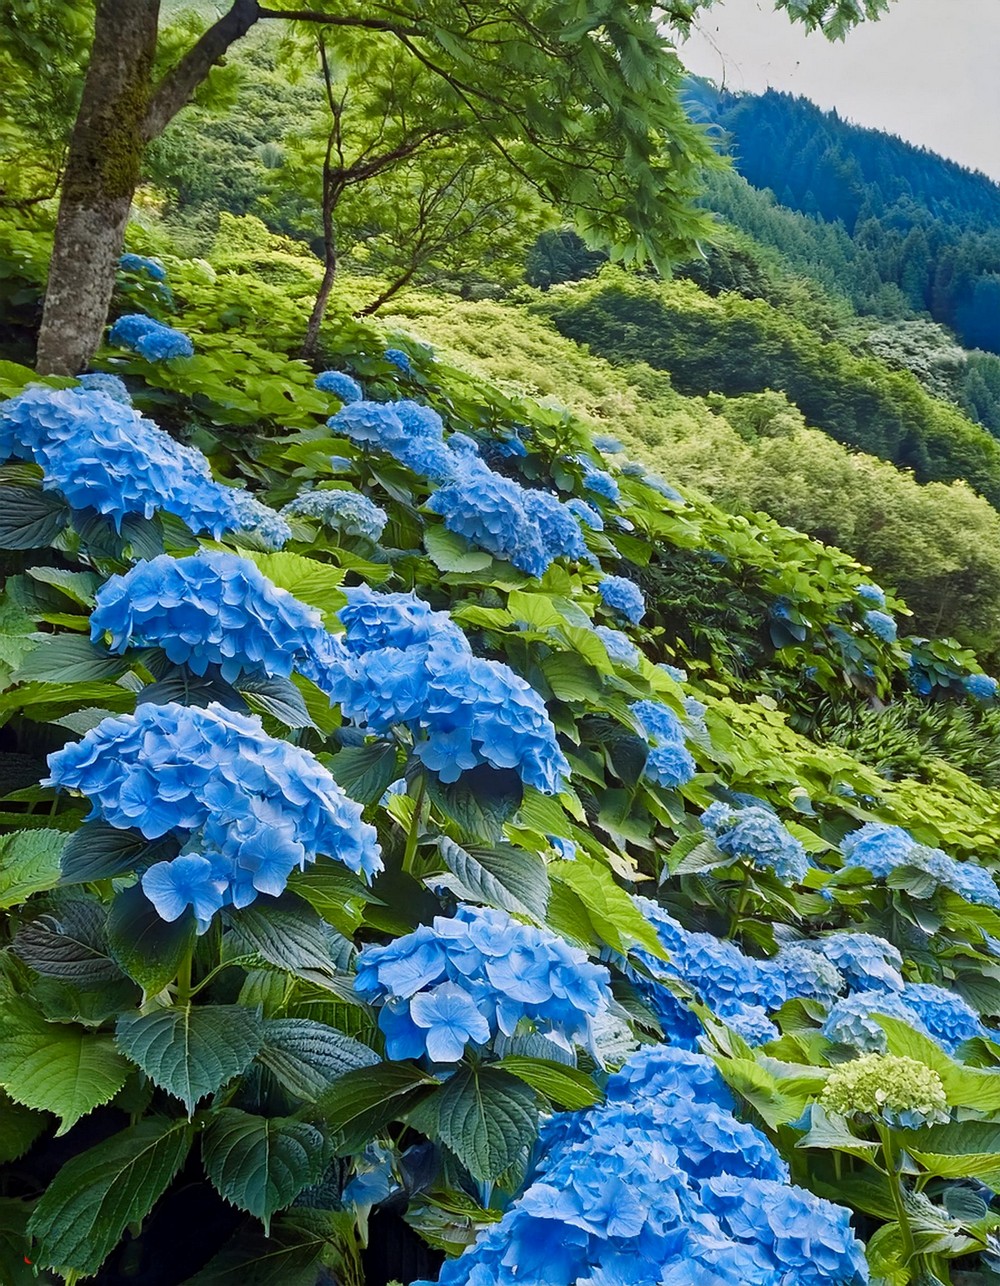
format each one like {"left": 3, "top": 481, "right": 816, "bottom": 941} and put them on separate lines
{"left": 821, "top": 1053, "right": 949, "bottom": 1129}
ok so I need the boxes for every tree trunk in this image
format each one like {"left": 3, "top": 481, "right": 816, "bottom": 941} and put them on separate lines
{"left": 301, "top": 236, "right": 338, "bottom": 360}
{"left": 35, "top": 0, "right": 161, "bottom": 375}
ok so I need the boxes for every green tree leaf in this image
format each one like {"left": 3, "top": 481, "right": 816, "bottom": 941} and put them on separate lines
{"left": 550, "top": 855, "right": 666, "bottom": 956}
{"left": 0, "top": 486, "right": 69, "bottom": 549}
{"left": 187, "top": 1210, "right": 341, "bottom": 1285}
{"left": 0, "top": 1000, "right": 130, "bottom": 1134}
{"left": 425, "top": 765, "right": 523, "bottom": 843}
{"left": 436, "top": 1065, "right": 538, "bottom": 1181}
{"left": 424, "top": 525, "right": 493, "bottom": 572}
{"left": 328, "top": 740, "right": 401, "bottom": 805}
{"left": 13, "top": 634, "right": 127, "bottom": 683}
{"left": 496, "top": 1056, "right": 600, "bottom": 1109}
{"left": 308, "top": 1061, "right": 436, "bottom": 1148}
{"left": 115, "top": 1004, "right": 264, "bottom": 1113}
{"left": 436, "top": 836, "right": 550, "bottom": 921}
{"left": 0, "top": 828, "right": 66, "bottom": 907}
{"left": 0, "top": 1090, "right": 47, "bottom": 1163}
{"left": 257, "top": 1018, "right": 379, "bottom": 1102}
{"left": 201, "top": 1109, "right": 332, "bottom": 1232}
{"left": 13, "top": 897, "right": 122, "bottom": 984}
{"left": 26, "top": 1118, "right": 193, "bottom": 1276}
{"left": 226, "top": 891, "right": 355, "bottom": 976}
{"left": 60, "top": 821, "right": 178, "bottom": 884}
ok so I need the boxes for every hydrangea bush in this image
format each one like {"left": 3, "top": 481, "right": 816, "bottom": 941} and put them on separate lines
{"left": 1, "top": 272, "right": 999, "bottom": 1286}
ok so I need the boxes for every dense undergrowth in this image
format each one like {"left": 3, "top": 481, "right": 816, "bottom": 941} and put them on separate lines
{"left": 6, "top": 219, "right": 1000, "bottom": 1286}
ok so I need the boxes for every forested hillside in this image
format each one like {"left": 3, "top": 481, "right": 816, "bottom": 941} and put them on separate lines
{"left": 9, "top": 4, "right": 1000, "bottom": 1286}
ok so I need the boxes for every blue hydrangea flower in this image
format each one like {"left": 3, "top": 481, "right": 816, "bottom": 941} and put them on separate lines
{"left": 566, "top": 498, "right": 604, "bottom": 530}
{"left": 658, "top": 663, "right": 687, "bottom": 683}
{"left": 594, "top": 626, "right": 640, "bottom": 668}
{"left": 965, "top": 672, "right": 999, "bottom": 702}
{"left": 716, "top": 1001, "right": 778, "bottom": 1047}
{"left": 384, "top": 347, "right": 413, "bottom": 374}
{"left": 701, "top": 801, "right": 810, "bottom": 883}
{"left": 806, "top": 933, "right": 904, "bottom": 993}
{"left": 631, "top": 700, "right": 696, "bottom": 788}
{"left": 522, "top": 488, "right": 590, "bottom": 563}
{"left": 118, "top": 253, "right": 167, "bottom": 282}
{"left": 575, "top": 455, "right": 621, "bottom": 504}
{"left": 901, "top": 983, "right": 984, "bottom": 1054}
{"left": 91, "top": 551, "right": 327, "bottom": 684}
{"left": 46, "top": 702, "right": 381, "bottom": 929}
{"left": 337, "top": 586, "right": 458, "bottom": 655}
{"left": 767, "top": 944, "right": 845, "bottom": 1007}
{"left": 841, "top": 822, "right": 917, "bottom": 878}
{"left": 427, "top": 455, "right": 549, "bottom": 574}
{"left": 822, "top": 989, "right": 925, "bottom": 1053}
{"left": 141, "top": 852, "right": 230, "bottom": 931}
{"left": 109, "top": 312, "right": 194, "bottom": 361}
{"left": 314, "top": 369, "right": 363, "bottom": 403}
{"left": 642, "top": 473, "right": 684, "bottom": 502}
{"left": 856, "top": 583, "right": 886, "bottom": 607}
{"left": 592, "top": 435, "right": 624, "bottom": 454}
{"left": 75, "top": 373, "right": 131, "bottom": 404}
{"left": 356, "top": 904, "right": 611, "bottom": 1062}
{"left": 0, "top": 385, "right": 245, "bottom": 535}
{"left": 228, "top": 489, "right": 292, "bottom": 549}
{"left": 282, "top": 488, "right": 387, "bottom": 540}
{"left": 863, "top": 609, "right": 898, "bottom": 643}
{"left": 598, "top": 576, "right": 645, "bottom": 624}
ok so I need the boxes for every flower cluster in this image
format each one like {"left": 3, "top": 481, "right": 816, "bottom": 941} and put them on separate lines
{"left": 315, "top": 369, "right": 363, "bottom": 403}
{"left": 842, "top": 822, "right": 1000, "bottom": 909}
{"left": 417, "top": 1045, "right": 868, "bottom": 1286}
{"left": 566, "top": 498, "right": 603, "bottom": 530}
{"left": 597, "top": 575, "right": 645, "bottom": 624}
{"left": 593, "top": 626, "right": 640, "bottom": 668}
{"left": 805, "top": 932, "right": 904, "bottom": 993}
{"left": 282, "top": 488, "right": 387, "bottom": 540}
{"left": 701, "top": 800, "right": 810, "bottom": 883}
{"left": 0, "top": 385, "right": 246, "bottom": 535}
{"left": 227, "top": 489, "right": 291, "bottom": 549}
{"left": 856, "top": 583, "right": 886, "bottom": 608}
{"left": 631, "top": 700, "right": 696, "bottom": 788}
{"left": 575, "top": 455, "right": 621, "bottom": 504}
{"left": 821, "top": 990, "right": 925, "bottom": 1053}
{"left": 108, "top": 312, "right": 194, "bottom": 361}
{"left": 46, "top": 702, "right": 381, "bottom": 929}
{"left": 384, "top": 347, "right": 412, "bottom": 374}
{"left": 821, "top": 1054, "right": 949, "bottom": 1128}
{"left": 91, "top": 551, "right": 326, "bottom": 684}
{"left": 76, "top": 372, "right": 131, "bottom": 404}
{"left": 309, "top": 589, "right": 569, "bottom": 793}
{"left": 964, "top": 671, "right": 999, "bottom": 702}
{"left": 118, "top": 254, "right": 167, "bottom": 282}
{"left": 863, "top": 609, "right": 898, "bottom": 643}
{"left": 355, "top": 904, "right": 611, "bottom": 1062}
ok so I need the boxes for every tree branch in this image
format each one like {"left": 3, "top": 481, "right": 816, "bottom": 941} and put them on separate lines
{"left": 143, "top": 0, "right": 262, "bottom": 141}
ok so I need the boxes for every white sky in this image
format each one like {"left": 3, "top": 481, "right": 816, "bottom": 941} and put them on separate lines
{"left": 677, "top": 0, "right": 1000, "bottom": 181}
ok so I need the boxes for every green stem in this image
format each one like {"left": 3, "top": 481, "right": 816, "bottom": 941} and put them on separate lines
{"left": 877, "top": 1123, "right": 915, "bottom": 1265}
{"left": 402, "top": 776, "right": 427, "bottom": 875}
{"left": 175, "top": 947, "right": 193, "bottom": 1008}
{"left": 727, "top": 864, "right": 753, "bottom": 940}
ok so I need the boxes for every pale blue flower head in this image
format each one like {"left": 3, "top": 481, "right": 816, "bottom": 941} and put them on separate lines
{"left": 315, "top": 369, "right": 363, "bottom": 403}
{"left": 598, "top": 576, "right": 645, "bottom": 624}
{"left": 109, "top": 312, "right": 194, "bottom": 361}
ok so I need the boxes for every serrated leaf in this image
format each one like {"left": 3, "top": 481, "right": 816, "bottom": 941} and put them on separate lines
{"left": 424, "top": 525, "right": 493, "bottom": 572}
{"left": 496, "top": 1056, "right": 600, "bottom": 1109}
{"left": 0, "top": 486, "right": 69, "bottom": 549}
{"left": 286, "top": 860, "right": 377, "bottom": 936}
{"left": 107, "top": 881, "right": 196, "bottom": 992}
{"left": 239, "top": 674, "right": 315, "bottom": 729}
{"left": 60, "top": 820, "right": 178, "bottom": 884}
{"left": 437, "top": 837, "right": 549, "bottom": 920}
{"left": 13, "top": 634, "right": 127, "bottom": 683}
{"left": 672, "top": 838, "right": 730, "bottom": 875}
{"left": 906, "top": 1120, "right": 1000, "bottom": 1184}
{"left": 328, "top": 739, "right": 400, "bottom": 805}
{"left": 235, "top": 551, "right": 345, "bottom": 623}
{"left": 308, "top": 1061, "right": 436, "bottom": 1145}
{"left": 257, "top": 1018, "right": 378, "bottom": 1101}
{"left": 201, "top": 1109, "right": 332, "bottom": 1232}
{"left": 425, "top": 765, "right": 523, "bottom": 843}
{"left": 0, "top": 1090, "right": 47, "bottom": 1163}
{"left": 187, "top": 1209, "right": 338, "bottom": 1285}
{"left": 436, "top": 1065, "right": 538, "bottom": 1181}
{"left": 550, "top": 856, "right": 666, "bottom": 956}
{"left": 226, "top": 891, "right": 355, "bottom": 975}
{"left": 26, "top": 1118, "right": 193, "bottom": 1275}
{"left": 116, "top": 1004, "right": 264, "bottom": 1113}
{"left": 13, "top": 898, "right": 122, "bottom": 984}
{"left": 0, "top": 1000, "right": 130, "bottom": 1133}
{"left": 26, "top": 566, "right": 101, "bottom": 608}
{"left": 0, "top": 827, "right": 66, "bottom": 907}
{"left": 541, "top": 652, "right": 602, "bottom": 702}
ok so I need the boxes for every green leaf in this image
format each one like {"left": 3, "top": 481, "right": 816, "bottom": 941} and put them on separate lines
{"left": 878, "top": 1015, "right": 1000, "bottom": 1110}
{"left": 424, "top": 525, "right": 493, "bottom": 572}
{"left": 550, "top": 856, "right": 666, "bottom": 956}
{"left": 507, "top": 589, "right": 565, "bottom": 629}
{"left": 187, "top": 1210, "right": 339, "bottom": 1285}
{"left": 906, "top": 1120, "right": 1000, "bottom": 1184}
{"left": 201, "top": 1109, "right": 332, "bottom": 1232}
{"left": 13, "top": 634, "right": 127, "bottom": 684}
{"left": 239, "top": 675, "right": 315, "bottom": 729}
{"left": 26, "top": 1118, "right": 193, "bottom": 1276}
{"left": 236, "top": 550, "right": 345, "bottom": 622}
{"left": 0, "top": 827, "right": 65, "bottom": 907}
{"left": 0, "top": 1000, "right": 130, "bottom": 1133}
{"left": 436, "top": 837, "right": 550, "bottom": 921}
{"left": 436, "top": 1065, "right": 538, "bottom": 1181}
{"left": 496, "top": 1056, "right": 600, "bottom": 1110}
{"left": 308, "top": 1061, "right": 436, "bottom": 1145}
{"left": 0, "top": 486, "right": 69, "bottom": 549}
{"left": 328, "top": 740, "right": 401, "bottom": 805}
{"left": 257, "top": 1018, "right": 378, "bottom": 1102}
{"left": 425, "top": 764, "right": 523, "bottom": 843}
{"left": 26, "top": 566, "right": 101, "bottom": 608}
{"left": 672, "top": 838, "right": 730, "bottom": 875}
{"left": 541, "top": 652, "right": 602, "bottom": 702}
{"left": 794, "top": 1103, "right": 880, "bottom": 1160}
{"left": 13, "top": 898, "right": 122, "bottom": 984}
{"left": 60, "top": 821, "right": 178, "bottom": 884}
{"left": 0, "top": 1090, "right": 47, "bottom": 1163}
{"left": 107, "top": 881, "right": 196, "bottom": 993}
{"left": 226, "top": 891, "right": 355, "bottom": 976}
{"left": 116, "top": 1005, "right": 264, "bottom": 1113}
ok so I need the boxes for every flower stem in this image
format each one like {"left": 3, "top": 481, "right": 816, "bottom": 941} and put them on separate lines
{"left": 727, "top": 864, "right": 753, "bottom": 940}
{"left": 877, "top": 1122, "right": 915, "bottom": 1265}
{"left": 402, "top": 776, "right": 427, "bottom": 875}
{"left": 175, "top": 947, "right": 193, "bottom": 1008}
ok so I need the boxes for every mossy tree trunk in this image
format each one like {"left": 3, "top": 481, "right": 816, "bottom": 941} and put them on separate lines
{"left": 35, "top": 0, "right": 160, "bottom": 376}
